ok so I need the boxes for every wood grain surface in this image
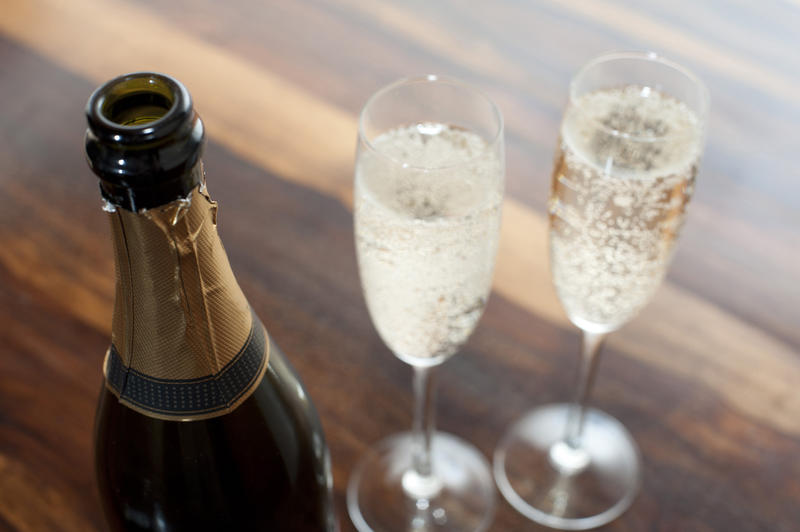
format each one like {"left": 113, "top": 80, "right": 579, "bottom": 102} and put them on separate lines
{"left": 1, "top": 0, "right": 798, "bottom": 530}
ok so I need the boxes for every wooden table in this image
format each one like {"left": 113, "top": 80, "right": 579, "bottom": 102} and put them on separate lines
{"left": 1, "top": 0, "right": 798, "bottom": 530}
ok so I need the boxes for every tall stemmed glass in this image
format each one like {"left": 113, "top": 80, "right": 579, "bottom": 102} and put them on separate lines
{"left": 347, "top": 76, "right": 504, "bottom": 532}
{"left": 494, "top": 52, "right": 708, "bottom": 530}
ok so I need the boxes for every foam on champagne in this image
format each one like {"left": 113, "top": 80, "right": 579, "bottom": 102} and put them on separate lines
{"left": 550, "top": 86, "right": 702, "bottom": 332}
{"left": 355, "top": 123, "right": 502, "bottom": 365}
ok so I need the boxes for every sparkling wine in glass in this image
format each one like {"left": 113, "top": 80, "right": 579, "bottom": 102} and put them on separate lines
{"left": 494, "top": 52, "right": 708, "bottom": 530}
{"left": 348, "top": 76, "right": 504, "bottom": 532}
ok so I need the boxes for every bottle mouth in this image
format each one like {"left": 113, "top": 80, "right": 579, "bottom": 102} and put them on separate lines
{"left": 85, "top": 72, "right": 205, "bottom": 211}
{"left": 86, "top": 72, "right": 192, "bottom": 144}
{"left": 104, "top": 90, "right": 173, "bottom": 126}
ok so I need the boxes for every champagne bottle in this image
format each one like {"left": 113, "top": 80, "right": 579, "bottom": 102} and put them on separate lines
{"left": 85, "top": 72, "right": 337, "bottom": 531}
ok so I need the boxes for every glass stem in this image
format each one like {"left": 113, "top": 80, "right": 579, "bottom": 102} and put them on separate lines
{"left": 412, "top": 365, "right": 437, "bottom": 478}
{"left": 565, "top": 330, "right": 607, "bottom": 448}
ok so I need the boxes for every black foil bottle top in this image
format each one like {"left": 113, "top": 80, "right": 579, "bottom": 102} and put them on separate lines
{"left": 85, "top": 72, "right": 205, "bottom": 211}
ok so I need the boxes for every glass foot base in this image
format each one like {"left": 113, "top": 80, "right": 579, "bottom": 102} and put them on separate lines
{"left": 493, "top": 404, "right": 641, "bottom": 530}
{"left": 347, "top": 431, "right": 495, "bottom": 531}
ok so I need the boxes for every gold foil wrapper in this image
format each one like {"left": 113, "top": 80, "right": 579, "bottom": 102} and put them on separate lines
{"left": 104, "top": 183, "right": 268, "bottom": 420}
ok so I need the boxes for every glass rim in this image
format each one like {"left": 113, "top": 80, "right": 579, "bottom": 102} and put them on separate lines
{"left": 568, "top": 51, "right": 710, "bottom": 143}
{"left": 357, "top": 75, "right": 504, "bottom": 171}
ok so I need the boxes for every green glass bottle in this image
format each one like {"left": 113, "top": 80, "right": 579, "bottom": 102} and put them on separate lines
{"left": 85, "top": 72, "right": 337, "bottom": 531}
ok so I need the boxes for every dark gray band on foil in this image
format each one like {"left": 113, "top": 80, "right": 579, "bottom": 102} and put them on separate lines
{"left": 105, "top": 321, "right": 266, "bottom": 417}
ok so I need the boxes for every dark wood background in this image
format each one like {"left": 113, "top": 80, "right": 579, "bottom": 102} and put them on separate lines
{"left": 1, "top": 0, "right": 799, "bottom": 530}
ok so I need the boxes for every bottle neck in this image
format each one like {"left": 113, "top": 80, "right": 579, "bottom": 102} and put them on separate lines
{"left": 105, "top": 172, "right": 269, "bottom": 421}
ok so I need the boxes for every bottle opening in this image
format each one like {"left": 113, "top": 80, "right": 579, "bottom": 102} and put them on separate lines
{"left": 87, "top": 72, "right": 192, "bottom": 140}
{"left": 99, "top": 75, "right": 177, "bottom": 127}
{"left": 105, "top": 91, "right": 174, "bottom": 126}
{"left": 85, "top": 72, "right": 204, "bottom": 211}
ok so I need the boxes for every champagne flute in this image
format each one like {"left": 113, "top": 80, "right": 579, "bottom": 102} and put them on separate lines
{"left": 494, "top": 52, "right": 709, "bottom": 530}
{"left": 347, "top": 76, "right": 504, "bottom": 532}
